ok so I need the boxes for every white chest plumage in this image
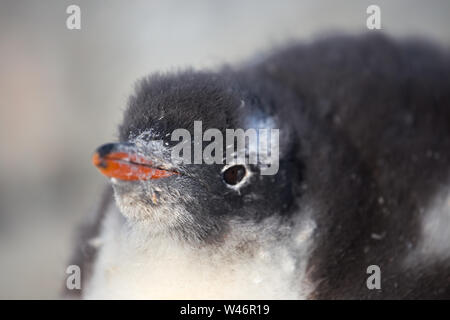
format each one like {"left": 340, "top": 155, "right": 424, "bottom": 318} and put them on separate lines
{"left": 83, "top": 204, "right": 316, "bottom": 299}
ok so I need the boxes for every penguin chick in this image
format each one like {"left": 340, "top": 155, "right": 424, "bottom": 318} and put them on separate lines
{"left": 68, "top": 34, "right": 450, "bottom": 299}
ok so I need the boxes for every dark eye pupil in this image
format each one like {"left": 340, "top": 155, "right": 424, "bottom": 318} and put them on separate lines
{"left": 223, "top": 165, "right": 246, "bottom": 185}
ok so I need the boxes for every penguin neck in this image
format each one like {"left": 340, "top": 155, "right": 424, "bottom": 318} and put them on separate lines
{"left": 84, "top": 202, "right": 318, "bottom": 299}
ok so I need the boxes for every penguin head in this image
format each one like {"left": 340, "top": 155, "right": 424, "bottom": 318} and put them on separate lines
{"left": 92, "top": 71, "right": 301, "bottom": 243}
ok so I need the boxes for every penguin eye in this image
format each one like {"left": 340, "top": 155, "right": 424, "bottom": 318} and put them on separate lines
{"left": 222, "top": 165, "right": 246, "bottom": 185}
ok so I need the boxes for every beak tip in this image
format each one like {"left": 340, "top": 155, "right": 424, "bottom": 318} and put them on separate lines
{"left": 92, "top": 152, "right": 103, "bottom": 168}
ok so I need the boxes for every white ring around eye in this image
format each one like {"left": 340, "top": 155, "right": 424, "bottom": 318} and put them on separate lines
{"left": 221, "top": 162, "right": 253, "bottom": 191}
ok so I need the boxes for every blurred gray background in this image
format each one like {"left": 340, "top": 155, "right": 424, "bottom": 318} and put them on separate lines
{"left": 0, "top": 0, "right": 449, "bottom": 299}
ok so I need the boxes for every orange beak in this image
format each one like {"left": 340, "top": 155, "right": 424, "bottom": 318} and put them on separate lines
{"left": 92, "top": 143, "right": 177, "bottom": 181}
